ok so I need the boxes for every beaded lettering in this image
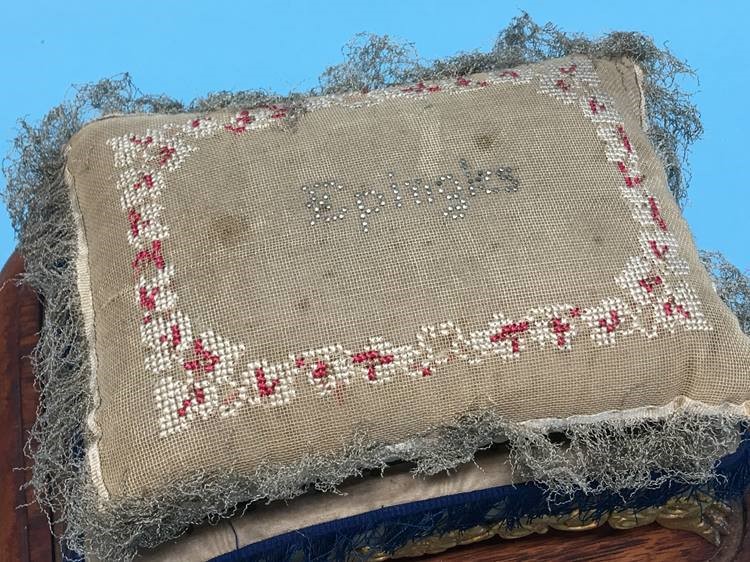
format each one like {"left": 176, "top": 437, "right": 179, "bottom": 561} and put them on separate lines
{"left": 303, "top": 161, "right": 520, "bottom": 233}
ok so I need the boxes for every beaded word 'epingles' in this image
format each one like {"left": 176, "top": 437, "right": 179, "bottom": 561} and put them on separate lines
{"left": 302, "top": 158, "right": 520, "bottom": 232}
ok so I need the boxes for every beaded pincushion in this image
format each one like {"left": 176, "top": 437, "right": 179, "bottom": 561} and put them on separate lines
{"left": 4, "top": 20, "right": 749, "bottom": 561}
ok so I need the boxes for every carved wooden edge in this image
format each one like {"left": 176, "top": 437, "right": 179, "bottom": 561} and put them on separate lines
{"left": 355, "top": 492, "right": 745, "bottom": 561}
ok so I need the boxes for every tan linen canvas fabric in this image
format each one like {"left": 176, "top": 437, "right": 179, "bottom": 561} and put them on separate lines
{"left": 64, "top": 56, "right": 750, "bottom": 503}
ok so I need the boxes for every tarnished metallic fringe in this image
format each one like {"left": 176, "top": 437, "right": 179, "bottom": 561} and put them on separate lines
{"left": 700, "top": 251, "right": 750, "bottom": 334}
{"left": 1, "top": 14, "right": 748, "bottom": 562}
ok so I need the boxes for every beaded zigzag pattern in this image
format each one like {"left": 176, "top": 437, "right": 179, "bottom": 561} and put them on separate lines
{"left": 106, "top": 58, "right": 710, "bottom": 438}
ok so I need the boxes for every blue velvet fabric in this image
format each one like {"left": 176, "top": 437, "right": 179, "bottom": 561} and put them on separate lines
{"left": 211, "top": 434, "right": 750, "bottom": 562}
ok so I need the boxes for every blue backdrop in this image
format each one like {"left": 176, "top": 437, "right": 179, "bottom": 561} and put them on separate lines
{"left": 1, "top": 1, "right": 747, "bottom": 270}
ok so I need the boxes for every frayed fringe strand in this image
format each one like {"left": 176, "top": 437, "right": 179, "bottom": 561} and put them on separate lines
{"left": 507, "top": 409, "right": 745, "bottom": 500}
{"left": 701, "top": 251, "right": 750, "bottom": 335}
{"left": 45, "top": 409, "right": 750, "bottom": 561}
{"left": 2, "top": 104, "right": 94, "bottom": 531}
{"left": 1, "top": 13, "right": 746, "bottom": 562}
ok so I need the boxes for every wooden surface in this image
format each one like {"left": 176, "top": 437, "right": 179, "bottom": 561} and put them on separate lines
{"left": 0, "top": 252, "right": 54, "bottom": 562}
{"left": 0, "top": 249, "right": 748, "bottom": 561}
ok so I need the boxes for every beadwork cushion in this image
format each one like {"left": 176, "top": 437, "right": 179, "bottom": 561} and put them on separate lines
{"left": 35, "top": 56, "right": 750, "bottom": 558}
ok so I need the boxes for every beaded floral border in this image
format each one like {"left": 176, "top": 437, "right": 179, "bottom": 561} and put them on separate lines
{"left": 105, "top": 57, "right": 710, "bottom": 438}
